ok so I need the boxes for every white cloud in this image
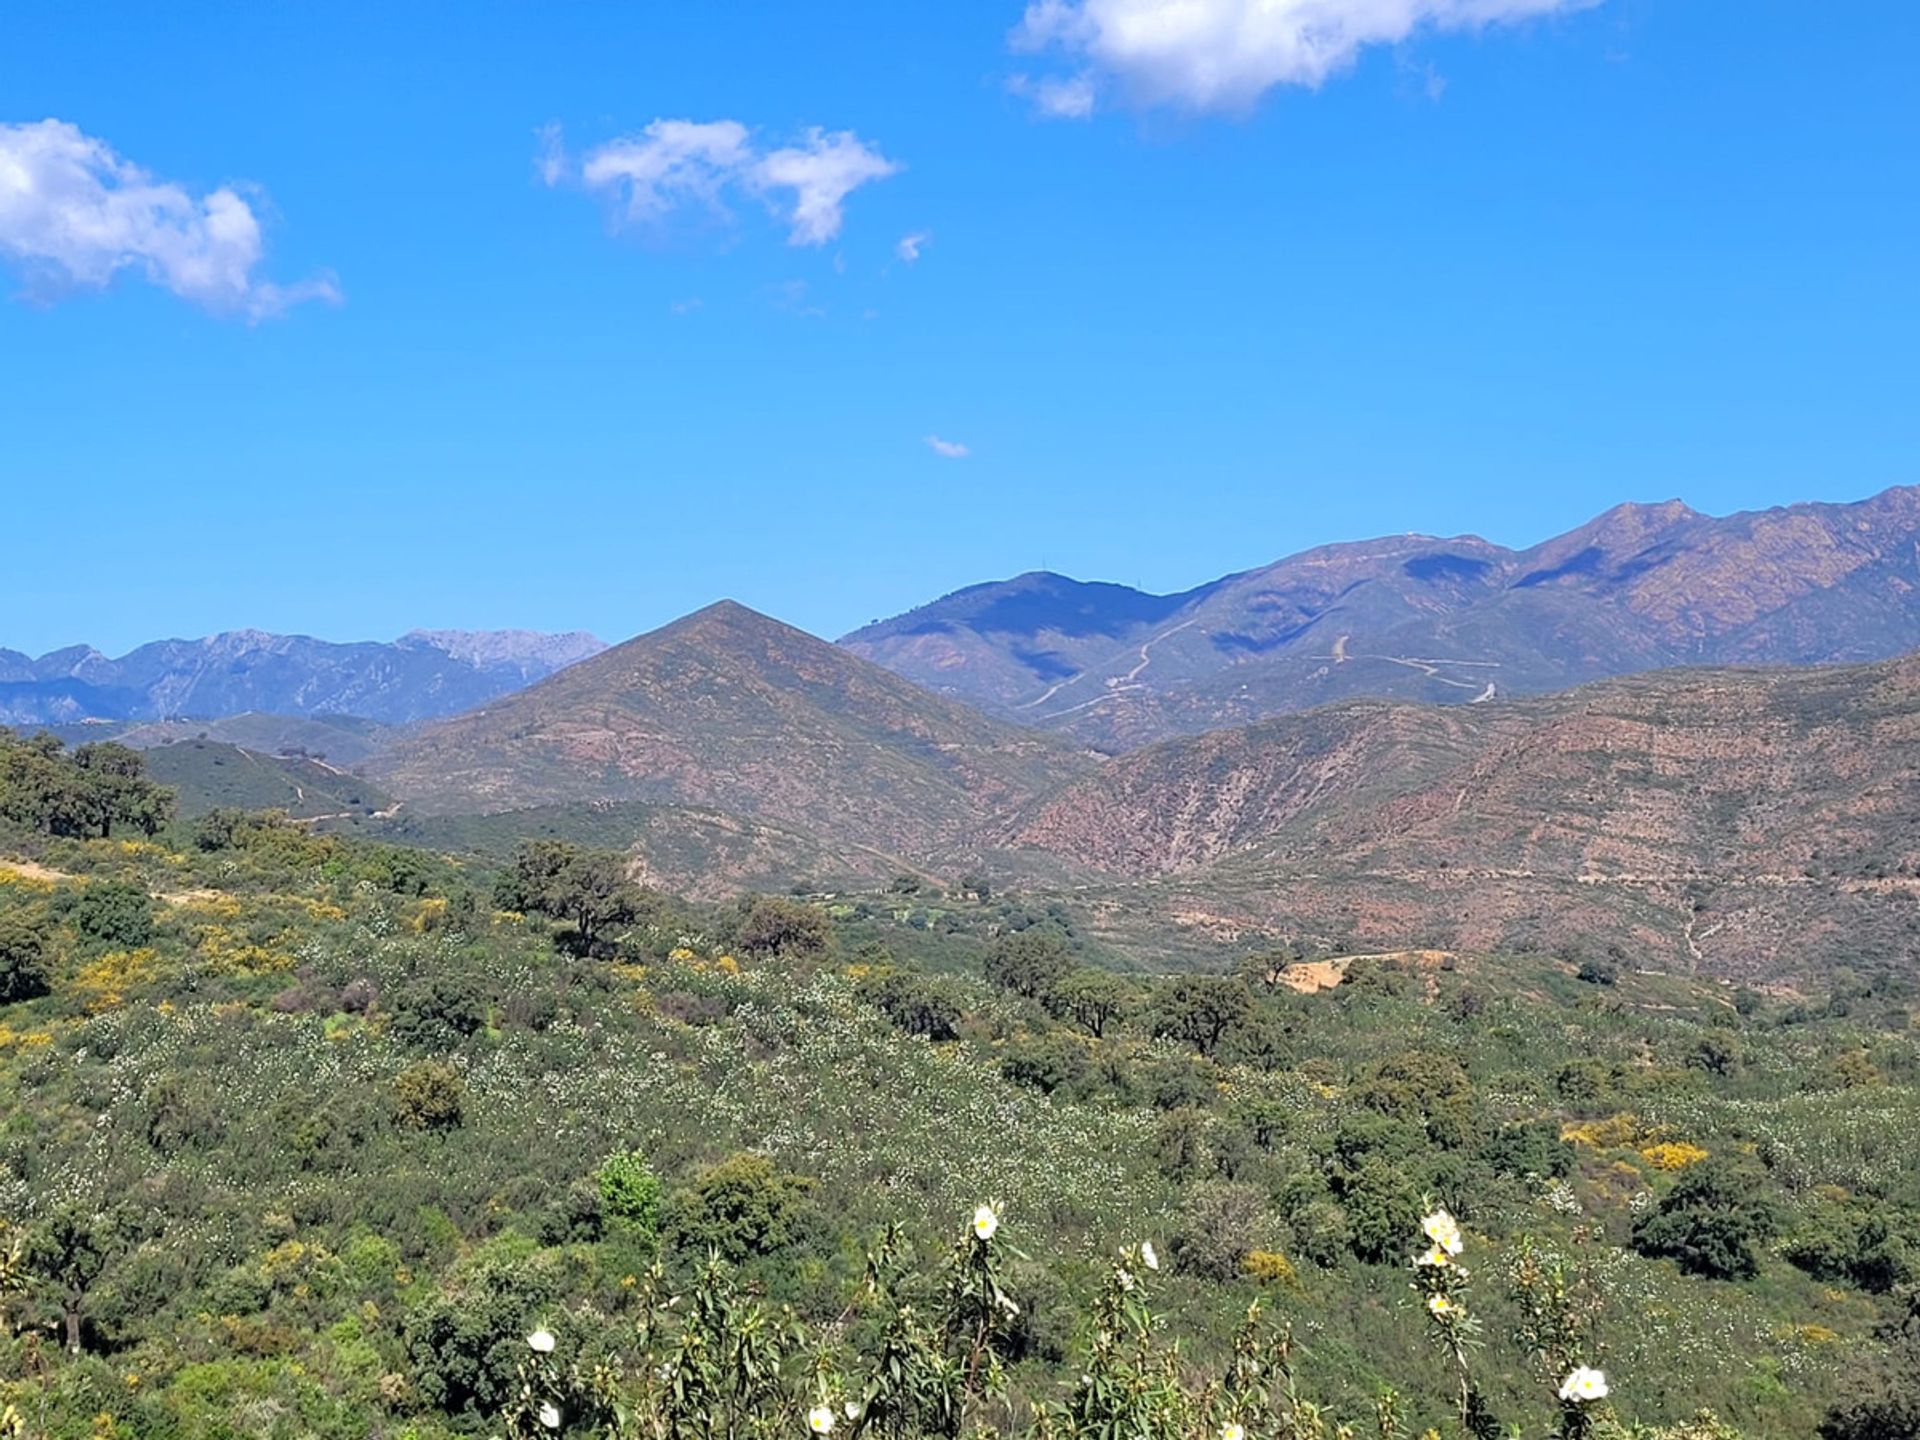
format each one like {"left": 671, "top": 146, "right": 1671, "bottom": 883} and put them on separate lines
{"left": 549, "top": 119, "right": 898, "bottom": 247}
{"left": 0, "top": 118, "right": 338, "bottom": 319}
{"left": 925, "top": 435, "right": 970, "bottom": 459}
{"left": 753, "top": 129, "right": 900, "bottom": 245}
{"left": 896, "top": 230, "right": 931, "bottom": 262}
{"left": 1012, "top": 0, "right": 1598, "bottom": 115}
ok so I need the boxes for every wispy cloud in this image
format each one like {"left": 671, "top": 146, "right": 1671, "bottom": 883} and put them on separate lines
{"left": 544, "top": 119, "right": 899, "bottom": 247}
{"left": 1011, "top": 0, "right": 1599, "bottom": 116}
{"left": 925, "top": 435, "right": 971, "bottom": 459}
{"left": 668, "top": 296, "right": 703, "bottom": 315}
{"left": 896, "top": 231, "right": 931, "bottom": 262}
{"left": 1008, "top": 71, "right": 1098, "bottom": 119}
{"left": 0, "top": 118, "right": 338, "bottom": 320}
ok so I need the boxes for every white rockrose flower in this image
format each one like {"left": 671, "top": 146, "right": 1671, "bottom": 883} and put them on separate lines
{"left": 808, "top": 1403, "right": 837, "bottom": 1433}
{"left": 538, "top": 1400, "right": 562, "bottom": 1430}
{"left": 1140, "top": 1240, "right": 1160, "bottom": 1271}
{"left": 1559, "top": 1366, "right": 1609, "bottom": 1403}
{"left": 1421, "top": 1208, "right": 1464, "bottom": 1256}
{"left": 972, "top": 1204, "right": 999, "bottom": 1242}
{"left": 527, "top": 1329, "right": 556, "bottom": 1354}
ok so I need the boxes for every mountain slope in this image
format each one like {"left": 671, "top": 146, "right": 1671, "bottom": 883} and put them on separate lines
{"left": 845, "top": 486, "right": 1920, "bottom": 748}
{"left": 143, "top": 739, "right": 396, "bottom": 821}
{"left": 0, "top": 628, "right": 606, "bottom": 727}
{"left": 370, "top": 600, "right": 1096, "bottom": 867}
{"left": 1000, "top": 655, "right": 1920, "bottom": 978}
{"left": 838, "top": 571, "right": 1219, "bottom": 712}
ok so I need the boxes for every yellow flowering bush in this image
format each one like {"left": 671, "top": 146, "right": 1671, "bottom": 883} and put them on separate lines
{"left": 1641, "top": 1141, "right": 1710, "bottom": 1171}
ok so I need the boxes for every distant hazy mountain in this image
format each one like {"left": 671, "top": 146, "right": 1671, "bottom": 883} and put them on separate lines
{"left": 369, "top": 600, "right": 1095, "bottom": 886}
{"left": 996, "top": 653, "right": 1920, "bottom": 979}
{"left": 842, "top": 486, "right": 1920, "bottom": 749}
{"left": 0, "top": 628, "right": 605, "bottom": 728}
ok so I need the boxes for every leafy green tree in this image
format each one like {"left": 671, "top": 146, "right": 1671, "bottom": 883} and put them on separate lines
{"left": 1045, "top": 967, "right": 1131, "bottom": 1037}
{"left": 671, "top": 1153, "right": 814, "bottom": 1262}
{"left": 0, "top": 908, "right": 52, "bottom": 1003}
{"left": 733, "top": 895, "right": 833, "bottom": 962}
{"left": 0, "top": 731, "right": 89, "bottom": 835}
{"left": 983, "top": 927, "right": 1074, "bottom": 1002}
{"left": 190, "top": 805, "right": 247, "bottom": 851}
{"left": 30, "top": 1202, "right": 122, "bottom": 1354}
{"left": 496, "top": 840, "right": 639, "bottom": 956}
{"left": 71, "top": 741, "right": 172, "bottom": 838}
{"left": 1150, "top": 975, "right": 1253, "bottom": 1057}
{"left": 1000, "top": 1032, "right": 1089, "bottom": 1095}
{"left": 1356, "top": 1049, "right": 1478, "bottom": 1149}
{"left": 1342, "top": 1158, "right": 1421, "bottom": 1264}
{"left": 1632, "top": 1158, "right": 1778, "bottom": 1279}
{"left": 406, "top": 1240, "right": 570, "bottom": 1425}
{"left": 862, "top": 968, "right": 965, "bottom": 1040}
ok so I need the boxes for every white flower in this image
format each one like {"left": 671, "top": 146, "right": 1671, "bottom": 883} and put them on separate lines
{"left": 1559, "top": 1366, "right": 1609, "bottom": 1403}
{"left": 1222, "top": 1425, "right": 1247, "bottom": 1440}
{"left": 1117, "top": 1268, "right": 1136, "bottom": 1292}
{"left": 1427, "top": 1293, "right": 1456, "bottom": 1317}
{"left": 527, "top": 1329, "right": 556, "bottom": 1354}
{"left": 1421, "top": 1208, "right": 1463, "bottom": 1257}
{"left": 971, "top": 1204, "right": 999, "bottom": 1242}
{"left": 1413, "top": 1245, "right": 1452, "bottom": 1269}
{"left": 538, "top": 1401, "right": 562, "bottom": 1430}
{"left": 1140, "top": 1240, "right": 1159, "bottom": 1271}
{"left": 808, "top": 1404, "right": 837, "bottom": 1433}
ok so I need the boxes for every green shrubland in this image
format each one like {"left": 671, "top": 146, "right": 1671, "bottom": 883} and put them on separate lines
{"left": 2, "top": 729, "right": 1919, "bottom": 1436}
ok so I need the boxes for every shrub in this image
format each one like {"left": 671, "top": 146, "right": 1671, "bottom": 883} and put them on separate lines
{"left": 1169, "top": 1180, "right": 1268, "bottom": 1281}
{"left": 671, "top": 1153, "right": 814, "bottom": 1262}
{"left": 390, "top": 1061, "right": 466, "bottom": 1132}
{"left": 67, "top": 879, "right": 155, "bottom": 952}
{"left": 596, "top": 1150, "right": 663, "bottom": 1237}
{"left": 0, "top": 907, "right": 52, "bottom": 1003}
{"left": 1632, "top": 1158, "right": 1777, "bottom": 1280}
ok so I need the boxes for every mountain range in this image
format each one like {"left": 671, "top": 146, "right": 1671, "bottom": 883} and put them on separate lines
{"left": 995, "top": 653, "right": 1920, "bottom": 978}
{"left": 0, "top": 628, "right": 606, "bottom": 728}
{"left": 842, "top": 485, "right": 1920, "bottom": 749}
{"left": 365, "top": 601, "right": 1094, "bottom": 887}
{"left": 11, "top": 485, "right": 1920, "bottom": 976}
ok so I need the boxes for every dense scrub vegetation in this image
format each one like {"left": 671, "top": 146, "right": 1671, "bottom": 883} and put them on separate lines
{"left": 2, "top": 730, "right": 1920, "bottom": 1436}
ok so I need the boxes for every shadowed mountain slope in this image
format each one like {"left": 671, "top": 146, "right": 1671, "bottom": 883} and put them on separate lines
{"left": 844, "top": 486, "right": 1920, "bottom": 749}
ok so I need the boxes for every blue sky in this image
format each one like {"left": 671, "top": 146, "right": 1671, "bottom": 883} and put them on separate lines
{"left": 2, "top": 1, "right": 1915, "bottom": 655}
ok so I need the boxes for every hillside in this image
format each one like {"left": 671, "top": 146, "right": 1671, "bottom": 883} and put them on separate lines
{"left": 0, "top": 784, "right": 1911, "bottom": 1438}
{"left": 1001, "top": 654, "right": 1920, "bottom": 979}
{"left": 844, "top": 486, "right": 1920, "bottom": 748}
{"left": 0, "top": 627, "right": 605, "bottom": 727}
{"left": 370, "top": 600, "right": 1096, "bottom": 877}
{"left": 142, "top": 738, "right": 397, "bottom": 821}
